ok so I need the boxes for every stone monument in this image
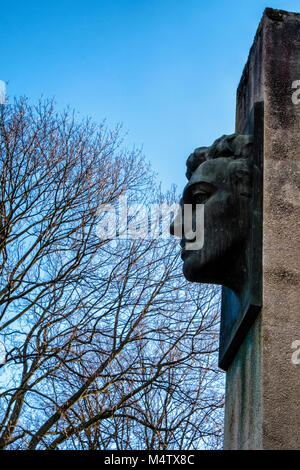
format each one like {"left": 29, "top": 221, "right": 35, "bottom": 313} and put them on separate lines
{"left": 171, "top": 8, "right": 300, "bottom": 450}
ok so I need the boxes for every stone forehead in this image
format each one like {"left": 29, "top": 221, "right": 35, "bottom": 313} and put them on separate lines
{"left": 187, "top": 157, "right": 236, "bottom": 187}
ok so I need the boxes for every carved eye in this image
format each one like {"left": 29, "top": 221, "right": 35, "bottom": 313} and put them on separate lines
{"left": 193, "top": 191, "right": 211, "bottom": 204}
{"left": 183, "top": 182, "right": 216, "bottom": 206}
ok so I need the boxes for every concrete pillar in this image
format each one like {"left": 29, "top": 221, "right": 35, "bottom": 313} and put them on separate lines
{"left": 224, "top": 8, "right": 300, "bottom": 450}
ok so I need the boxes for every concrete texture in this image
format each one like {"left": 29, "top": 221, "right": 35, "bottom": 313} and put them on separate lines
{"left": 224, "top": 8, "right": 300, "bottom": 450}
{"left": 223, "top": 315, "right": 262, "bottom": 449}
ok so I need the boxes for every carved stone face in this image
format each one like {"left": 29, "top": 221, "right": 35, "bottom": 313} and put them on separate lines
{"left": 171, "top": 134, "right": 253, "bottom": 293}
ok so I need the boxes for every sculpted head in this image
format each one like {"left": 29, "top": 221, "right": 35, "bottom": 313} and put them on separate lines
{"left": 171, "top": 134, "right": 254, "bottom": 295}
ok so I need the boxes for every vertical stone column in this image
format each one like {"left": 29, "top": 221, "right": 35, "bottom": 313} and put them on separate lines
{"left": 224, "top": 8, "right": 300, "bottom": 450}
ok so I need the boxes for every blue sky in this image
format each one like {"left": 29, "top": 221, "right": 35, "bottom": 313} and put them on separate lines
{"left": 1, "top": 0, "right": 300, "bottom": 190}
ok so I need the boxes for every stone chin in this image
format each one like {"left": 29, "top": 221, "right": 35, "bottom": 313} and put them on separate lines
{"left": 182, "top": 235, "right": 249, "bottom": 295}
{"left": 182, "top": 250, "right": 223, "bottom": 286}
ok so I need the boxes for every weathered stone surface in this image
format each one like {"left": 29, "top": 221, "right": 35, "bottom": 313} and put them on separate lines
{"left": 225, "top": 8, "right": 300, "bottom": 450}
{"left": 223, "top": 315, "right": 262, "bottom": 449}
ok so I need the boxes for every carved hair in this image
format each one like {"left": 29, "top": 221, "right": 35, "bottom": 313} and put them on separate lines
{"left": 186, "top": 134, "right": 253, "bottom": 180}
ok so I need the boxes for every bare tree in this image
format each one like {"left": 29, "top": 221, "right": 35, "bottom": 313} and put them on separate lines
{"left": 0, "top": 98, "right": 224, "bottom": 450}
